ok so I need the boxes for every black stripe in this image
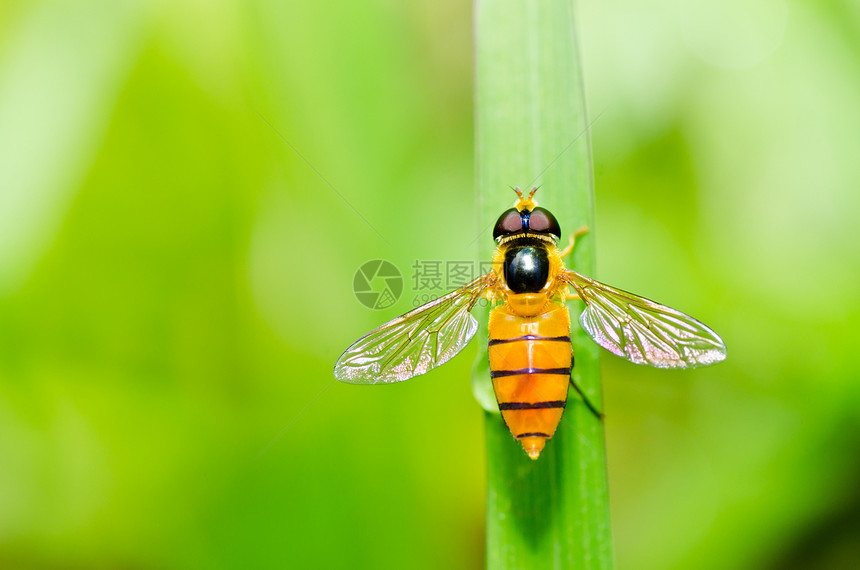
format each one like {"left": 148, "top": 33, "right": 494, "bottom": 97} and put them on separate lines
{"left": 488, "top": 335, "right": 571, "bottom": 346}
{"left": 516, "top": 432, "right": 550, "bottom": 439}
{"left": 490, "top": 367, "right": 571, "bottom": 378}
{"left": 498, "top": 400, "right": 566, "bottom": 410}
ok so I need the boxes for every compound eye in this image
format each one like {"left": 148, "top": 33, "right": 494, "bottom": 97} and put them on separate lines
{"left": 527, "top": 207, "right": 561, "bottom": 238}
{"left": 493, "top": 208, "right": 524, "bottom": 240}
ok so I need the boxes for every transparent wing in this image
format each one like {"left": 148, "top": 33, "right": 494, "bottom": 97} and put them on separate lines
{"left": 334, "top": 274, "right": 493, "bottom": 384}
{"left": 562, "top": 270, "right": 726, "bottom": 368}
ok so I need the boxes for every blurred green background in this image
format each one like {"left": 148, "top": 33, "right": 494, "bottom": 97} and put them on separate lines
{"left": 1, "top": 0, "right": 859, "bottom": 568}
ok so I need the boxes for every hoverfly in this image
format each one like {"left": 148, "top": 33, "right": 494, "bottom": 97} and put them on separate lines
{"left": 334, "top": 187, "right": 726, "bottom": 459}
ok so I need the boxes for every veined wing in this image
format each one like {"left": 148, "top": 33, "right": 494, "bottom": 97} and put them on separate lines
{"left": 562, "top": 270, "right": 726, "bottom": 368}
{"left": 334, "top": 274, "right": 493, "bottom": 384}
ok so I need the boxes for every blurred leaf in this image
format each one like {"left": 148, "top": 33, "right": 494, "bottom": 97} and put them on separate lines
{"left": 0, "top": 1, "right": 147, "bottom": 294}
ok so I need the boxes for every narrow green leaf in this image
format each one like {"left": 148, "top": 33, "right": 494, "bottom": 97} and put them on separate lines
{"left": 472, "top": 1, "right": 613, "bottom": 568}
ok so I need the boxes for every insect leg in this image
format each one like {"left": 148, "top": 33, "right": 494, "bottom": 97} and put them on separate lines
{"left": 560, "top": 284, "right": 581, "bottom": 302}
{"left": 569, "top": 351, "right": 604, "bottom": 420}
{"left": 559, "top": 225, "right": 590, "bottom": 259}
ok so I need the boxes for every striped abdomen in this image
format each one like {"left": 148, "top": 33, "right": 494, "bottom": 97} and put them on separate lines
{"left": 488, "top": 301, "right": 572, "bottom": 460}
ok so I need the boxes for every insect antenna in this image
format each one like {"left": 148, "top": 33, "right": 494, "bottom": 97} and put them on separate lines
{"left": 512, "top": 186, "right": 540, "bottom": 210}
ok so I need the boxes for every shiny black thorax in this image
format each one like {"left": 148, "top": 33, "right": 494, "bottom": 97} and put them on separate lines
{"left": 503, "top": 238, "right": 551, "bottom": 294}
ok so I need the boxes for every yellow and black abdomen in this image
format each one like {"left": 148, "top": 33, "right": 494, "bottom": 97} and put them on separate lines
{"left": 488, "top": 300, "right": 571, "bottom": 459}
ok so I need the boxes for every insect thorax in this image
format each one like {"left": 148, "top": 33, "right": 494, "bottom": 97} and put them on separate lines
{"left": 494, "top": 236, "right": 564, "bottom": 317}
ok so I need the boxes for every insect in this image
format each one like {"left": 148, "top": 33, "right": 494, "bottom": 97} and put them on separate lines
{"left": 334, "top": 187, "right": 726, "bottom": 459}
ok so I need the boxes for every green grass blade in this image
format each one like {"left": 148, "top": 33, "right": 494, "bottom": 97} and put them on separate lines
{"left": 472, "top": 1, "right": 613, "bottom": 568}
